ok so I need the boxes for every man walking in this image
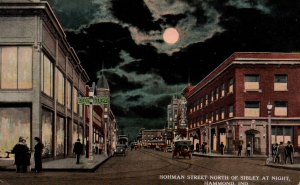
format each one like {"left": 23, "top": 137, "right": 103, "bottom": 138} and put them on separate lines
{"left": 220, "top": 142, "right": 225, "bottom": 155}
{"left": 246, "top": 142, "right": 251, "bottom": 156}
{"left": 237, "top": 143, "right": 243, "bottom": 156}
{"left": 34, "top": 137, "right": 44, "bottom": 173}
{"left": 285, "top": 141, "right": 294, "bottom": 164}
{"left": 73, "top": 139, "right": 83, "bottom": 164}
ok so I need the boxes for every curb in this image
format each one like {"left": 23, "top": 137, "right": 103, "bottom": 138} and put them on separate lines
{"left": 192, "top": 153, "right": 267, "bottom": 159}
{"left": 266, "top": 164, "right": 300, "bottom": 171}
{"left": 0, "top": 156, "right": 111, "bottom": 172}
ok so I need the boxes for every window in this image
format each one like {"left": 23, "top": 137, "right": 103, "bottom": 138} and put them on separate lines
{"left": 272, "top": 126, "right": 293, "bottom": 144}
{"left": 274, "top": 101, "right": 287, "bottom": 116}
{"left": 41, "top": 54, "right": 53, "bottom": 97}
{"left": 229, "top": 78, "right": 234, "bottom": 93}
{"left": 1, "top": 47, "right": 32, "bottom": 89}
{"left": 215, "top": 87, "right": 219, "bottom": 100}
{"left": 274, "top": 75, "right": 288, "bottom": 91}
{"left": 215, "top": 110, "right": 219, "bottom": 121}
{"left": 67, "top": 80, "right": 72, "bottom": 109}
{"left": 57, "top": 69, "right": 65, "bottom": 105}
{"left": 221, "top": 84, "right": 225, "bottom": 97}
{"left": 73, "top": 88, "right": 78, "bottom": 114}
{"left": 229, "top": 105, "right": 234, "bottom": 117}
{"left": 221, "top": 108, "right": 225, "bottom": 119}
{"left": 205, "top": 94, "right": 208, "bottom": 105}
{"left": 211, "top": 91, "right": 214, "bottom": 102}
{"left": 245, "top": 75, "right": 260, "bottom": 90}
{"left": 79, "top": 94, "right": 84, "bottom": 118}
{"left": 244, "top": 101, "right": 260, "bottom": 117}
{"left": 200, "top": 98, "right": 203, "bottom": 108}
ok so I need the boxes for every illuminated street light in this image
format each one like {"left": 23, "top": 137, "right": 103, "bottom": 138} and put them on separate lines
{"left": 267, "top": 102, "right": 273, "bottom": 163}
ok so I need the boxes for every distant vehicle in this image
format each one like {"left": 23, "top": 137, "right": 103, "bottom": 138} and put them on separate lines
{"left": 172, "top": 140, "right": 192, "bottom": 159}
{"left": 118, "top": 135, "right": 129, "bottom": 148}
{"left": 114, "top": 144, "right": 126, "bottom": 156}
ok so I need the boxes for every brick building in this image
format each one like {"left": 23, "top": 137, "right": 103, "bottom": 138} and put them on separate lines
{"left": 184, "top": 52, "right": 300, "bottom": 156}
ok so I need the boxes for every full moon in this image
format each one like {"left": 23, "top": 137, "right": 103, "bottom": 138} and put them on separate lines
{"left": 163, "top": 27, "right": 180, "bottom": 44}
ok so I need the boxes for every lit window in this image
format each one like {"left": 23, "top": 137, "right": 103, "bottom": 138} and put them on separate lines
{"left": 215, "top": 87, "right": 219, "bottom": 100}
{"left": 221, "top": 108, "right": 225, "bottom": 119}
{"left": 229, "top": 105, "right": 234, "bottom": 117}
{"left": 271, "top": 126, "right": 293, "bottom": 145}
{"left": 215, "top": 110, "right": 219, "bottom": 121}
{"left": 221, "top": 84, "right": 225, "bottom": 97}
{"left": 274, "top": 101, "right": 287, "bottom": 116}
{"left": 245, "top": 75, "right": 260, "bottom": 90}
{"left": 274, "top": 75, "right": 288, "bottom": 91}
{"left": 1, "top": 47, "right": 32, "bottom": 89}
{"left": 205, "top": 94, "right": 208, "bottom": 105}
{"left": 229, "top": 78, "right": 234, "bottom": 93}
{"left": 57, "top": 69, "right": 65, "bottom": 105}
{"left": 73, "top": 88, "right": 78, "bottom": 114}
{"left": 200, "top": 98, "right": 203, "bottom": 108}
{"left": 211, "top": 91, "right": 214, "bottom": 102}
{"left": 244, "top": 101, "right": 260, "bottom": 117}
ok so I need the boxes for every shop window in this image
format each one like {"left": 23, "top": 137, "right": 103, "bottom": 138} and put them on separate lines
{"left": 245, "top": 75, "right": 260, "bottom": 90}
{"left": 42, "top": 109, "right": 53, "bottom": 158}
{"left": 271, "top": 126, "right": 293, "bottom": 144}
{"left": 56, "top": 116, "right": 65, "bottom": 156}
{"left": 1, "top": 47, "right": 32, "bottom": 89}
{"left": 244, "top": 101, "right": 260, "bottom": 117}
{"left": 274, "top": 101, "right": 287, "bottom": 116}
{"left": 274, "top": 74, "right": 288, "bottom": 91}
{"left": 0, "top": 107, "right": 31, "bottom": 158}
{"left": 229, "top": 105, "right": 234, "bottom": 117}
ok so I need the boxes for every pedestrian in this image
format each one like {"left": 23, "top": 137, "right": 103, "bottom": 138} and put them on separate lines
{"left": 220, "top": 142, "right": 225, "bottom": 155}
{"left": 22, "top": 139, "right": 31, "bottom": 172}
{"left": 278, "top": 142, "right": 286, "bottom": 164}
{"left": 246, "top": 142, "right": 251, "bottom": 156}
{"left": 285, "top": 141, "right": 294, "bottom": 164}
{"left": 11, "top": 137, "right": 29, "bottom": 173}
{"left": 73, "top": 139, "right": 83, "bottom": 164}
{"left": 196, "top": 143, "right": 200, "bottom": 152}
{"left": 272, "top": 143, "right": 279, "bottom": 163}
{"left": 237, "top": 143, "right": 242, "bottom": 156}
{"left": 202, "top": 143, "right": 206, "bottom": 154}
{"left": 85, "top": 142, "right": 89, "bottom": 158}
{"left": 34, "top": 137, "right": 44, "bottom": 173}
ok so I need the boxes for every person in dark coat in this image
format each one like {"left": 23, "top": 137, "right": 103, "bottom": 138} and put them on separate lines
{"left": 285, "top": 141, "right": 294, "bottom": 164}
{"left": 11, "top": 137, "right": 29, "bottom": 173}
{"left": 237, "top": 143, "right": 243, "bottom": 156}
{"left": 34, "top": 137, "right": 44, "bottom": 173}
{"left": 73, "top": 139, "right": 83, "bottom": 164}
{"left": 220, "top": 142, "right": 225, "bottom": 155}
{"left": 85, "top": 142, "right": 89, "bottom": 158}
{"left": 246, "top": 142, "right": 251, "bottom": 156}
{"left": 196, "top": 143, "right": 200, "bottom": 152}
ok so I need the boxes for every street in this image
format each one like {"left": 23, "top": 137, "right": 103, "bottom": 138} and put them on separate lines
{"left": 0, "top": 149, "right": 299, "bottom": 185}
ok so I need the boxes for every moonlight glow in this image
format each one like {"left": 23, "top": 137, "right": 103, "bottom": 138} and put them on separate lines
{"left": 163, "top": 28, "right": 180, "bottom": 44}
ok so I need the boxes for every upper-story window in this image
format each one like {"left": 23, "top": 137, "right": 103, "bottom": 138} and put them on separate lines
{"left": 274, "top": 74, "right": 288, "bottom": 91}
{"left": 200, "top": 98, "right": 203, "bottom": 108}
{"left": 1, "top": 47, "right": 33, "bottom": 90}
{"left": 229, "top": 78, "right": 234, "bottom": 93}
{"left": 221, "top": 84, "right": 225, "bottom": 97}
{"left": 66, "top": 80, "right": 72, "bottom": 110}
{"left": 229, "top": 105, "right": 234, "bottom": 117}
{"left": 215, "top": 110, "right": 219, "bottom": 121}
{"left": 79, "top": 94, "right": 84, "bottom": 118}
{"left": 57, "top": 69, "right": 65, "bottom": 105}
{"left": 205, "top": 94, "right": 208, "bottom": 106}
{"left": 211, "top": 90, "right": 214, "bottom": 102}
{"left": 221, "top": 108, "right": 225, "bottom": 119}
{"left": 244, "top": 101, "right": 260, "bottom": 117}
{"left": 196, "top": 100, "right": 199, "bottom": 110}
{"left": 215, "top": 87, "right": 219, "bottom": 100}
{"left": 73, "top": 88, "right": 78, "bottom": 114}
{"left": 41, "top": 53, "right": 53, "bottom": 97}
{"left": 274, "top": 101, "right": 288, "bottom": 117}
{"left": 245, "top": 75, "right": 260, "bottom": 90}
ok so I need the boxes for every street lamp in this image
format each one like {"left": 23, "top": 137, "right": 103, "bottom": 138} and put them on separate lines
{"left": 267, "top": 102, "right": 273, "bottom": 162}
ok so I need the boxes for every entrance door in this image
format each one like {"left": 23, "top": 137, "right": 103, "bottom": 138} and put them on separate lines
{"left": 245, "top": 129, "right": 261, "bottom": 154}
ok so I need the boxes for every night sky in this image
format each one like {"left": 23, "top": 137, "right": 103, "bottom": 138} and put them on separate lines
{"left": 46, "top": 0, "right": 300, "bottom": 140}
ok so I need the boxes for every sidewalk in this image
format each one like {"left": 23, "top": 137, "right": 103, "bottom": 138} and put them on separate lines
{"left": 0, "top": 154, "right": 110, "bottom": 172}
{"left": 193, "top": 152, "right": 300, "bottom": 171}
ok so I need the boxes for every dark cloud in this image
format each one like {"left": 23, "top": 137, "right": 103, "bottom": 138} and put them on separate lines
{"left": 47, "top": 0, "right": 300, "bottom": 140}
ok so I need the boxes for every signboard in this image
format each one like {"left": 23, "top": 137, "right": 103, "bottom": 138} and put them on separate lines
{"left": 78, "top": 96, "right": 109, "bottom": 105}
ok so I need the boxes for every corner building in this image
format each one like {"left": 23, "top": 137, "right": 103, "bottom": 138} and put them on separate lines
{"left": 184, "top": 52, "right": 300, "bottom": 156}
{"left": 0, "top": 0, "right": 89, "bottom": 158}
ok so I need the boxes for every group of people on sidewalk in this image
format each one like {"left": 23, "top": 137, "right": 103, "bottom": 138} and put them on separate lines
{"left": 272, "top": 141, "right": 294, "bottom": 164}
{"left": 11, "top": 137, "right": 43, "bottom": 173}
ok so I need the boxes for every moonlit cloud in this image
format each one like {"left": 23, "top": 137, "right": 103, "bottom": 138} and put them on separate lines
{"left": 227, "top": 0, "right": 271, "bottom": 14}
{"left": 102, "top": 50, "right": 186, "bottom": 108}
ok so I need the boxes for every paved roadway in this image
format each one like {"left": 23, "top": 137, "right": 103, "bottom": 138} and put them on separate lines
{"left": 0, "top": 149, "right": 299, "bottom": 185}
